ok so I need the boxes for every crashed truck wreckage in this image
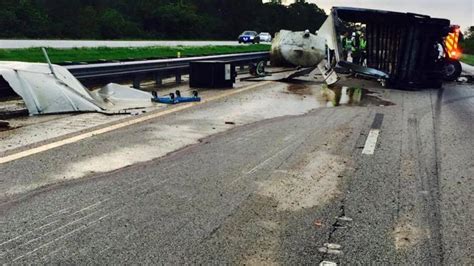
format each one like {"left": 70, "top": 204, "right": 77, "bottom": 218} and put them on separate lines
{"left": 0, "top": 61, "right": 154, "bottom": 116}
{"left": 0, "top": 7, "right": 459, "bottom": 116}
{"left": 330, "top": 7, "right": 454, "bottom": 89}
{"left": 269, "top": 7, "right": 457, "bottom": 89}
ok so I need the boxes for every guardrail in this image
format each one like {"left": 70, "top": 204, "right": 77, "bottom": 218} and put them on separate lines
{"left": 65, "top": 51, "right": 270, "bottom": 88}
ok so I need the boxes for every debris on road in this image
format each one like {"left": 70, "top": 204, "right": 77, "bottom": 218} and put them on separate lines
{"left": 457, "top": 75, "right": 473, "bottom": 84}
{"left": 314, "top": 219, "right": 323, "bottom": 228}
{"left": 336, "top": 216, "right": 353, "bottom": 222}
{"left": 151, "top": 90, "right": 201, "bottom": 104}
{"left": 0, "top": 62, "right": 155, "bottom": 116}
{"left": 318, "top": 246, "right": 343, "bottom": 255}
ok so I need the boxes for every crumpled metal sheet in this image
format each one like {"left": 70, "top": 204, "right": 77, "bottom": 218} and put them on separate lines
{"left": 0, "top": 61, "right": 153, "bottom": 115}
{"left": 92, "top": 83, "right": 155, "bottom": 111}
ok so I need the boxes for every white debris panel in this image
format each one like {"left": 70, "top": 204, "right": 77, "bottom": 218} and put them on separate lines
{"left": 0, "top": 61, "right": 153, "bottom": 115}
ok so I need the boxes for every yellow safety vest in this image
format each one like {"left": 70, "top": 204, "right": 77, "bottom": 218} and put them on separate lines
{"left": 360, "top": 39, "right": 367, "bottom": 50}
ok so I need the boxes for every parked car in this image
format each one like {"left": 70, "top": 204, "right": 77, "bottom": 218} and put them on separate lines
{"left": 238, "top": 31, "right": 260, "bottom": 44}
{"left": 258, "top": 32, "right": 272, "bottom": 43}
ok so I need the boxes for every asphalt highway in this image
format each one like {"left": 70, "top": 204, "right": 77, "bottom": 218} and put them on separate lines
{"left": 0, "top": 79, "right": 472, "bottom": 264}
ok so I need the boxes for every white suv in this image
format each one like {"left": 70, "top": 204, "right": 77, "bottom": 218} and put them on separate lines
{"left": 258, "top": 32, "right": 272, "bottom": 43}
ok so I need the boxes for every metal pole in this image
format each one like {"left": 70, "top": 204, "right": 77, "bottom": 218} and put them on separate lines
{"left": 41, "top": 47, "right": 59, "bottom": 79}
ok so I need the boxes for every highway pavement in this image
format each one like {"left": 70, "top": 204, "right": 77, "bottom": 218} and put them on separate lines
{"left": 0, "top": 78, "right": 472, "bottom": 264}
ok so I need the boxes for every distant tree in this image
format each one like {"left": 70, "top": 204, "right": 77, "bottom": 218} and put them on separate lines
{"left": 99, "top": 8, "right": 140, "bottom": 39}
{"left": 461, "top": 26, "right": 474, "bottom": 54}
{"left": 0, "top": 0, "right": 328, "bottom": 40}
{"left": 464, "top": 26, "right": 474, "bottom": 40}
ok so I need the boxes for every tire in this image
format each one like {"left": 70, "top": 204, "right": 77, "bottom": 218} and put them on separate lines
{"left": 443, "top": 59, "right": 462, "bottom": 81}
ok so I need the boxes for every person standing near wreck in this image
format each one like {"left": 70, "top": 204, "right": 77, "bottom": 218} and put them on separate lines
{"left": 359, "top": 33, "right": 367, "bottom": 66}
{"left": 351, "top": 32, "right": 361, "bottom": 64}
{"left": 341, "top": 31, "right": 352, "bottom": 61}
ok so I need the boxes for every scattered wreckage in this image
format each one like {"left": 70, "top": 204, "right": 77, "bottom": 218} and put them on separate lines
{"left": 255, "top": 7, "right": 462, "bottom": 89}
{"left": 0, "top": 60, "right": 155, "bottom": 116}
{"left": 0, "top": 7, "right": 465, "bottom": 118}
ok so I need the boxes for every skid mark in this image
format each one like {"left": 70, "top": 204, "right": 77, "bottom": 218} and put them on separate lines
{"left": 11, "top": 208, "right": 120, "bottom": 263}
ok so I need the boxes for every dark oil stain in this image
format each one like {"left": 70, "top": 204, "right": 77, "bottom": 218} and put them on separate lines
{"left": 286, "top": 84, "right": 313, "bottom": 95}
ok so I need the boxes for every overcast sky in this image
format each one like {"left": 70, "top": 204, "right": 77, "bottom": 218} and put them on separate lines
{"left": 278, "top": 0, "right": 473, "bottom": 31}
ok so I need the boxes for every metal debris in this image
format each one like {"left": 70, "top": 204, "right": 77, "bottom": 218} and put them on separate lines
{"left": 0, "top": 62, "right": 154, "bottom": 116}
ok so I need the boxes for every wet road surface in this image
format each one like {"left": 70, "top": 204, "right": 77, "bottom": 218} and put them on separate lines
{"left": 0, "top": 79, "right": 472, "bottom": 264}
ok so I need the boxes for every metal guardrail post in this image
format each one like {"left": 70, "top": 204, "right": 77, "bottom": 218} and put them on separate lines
{"left": 155, "top": 75, "right": 163, "bottom": 87}
{"left": 175, "top": 72, "right": 182, "bottom": 84}
{"left": 133, "top": 77, "right": 141, "bottom": 89}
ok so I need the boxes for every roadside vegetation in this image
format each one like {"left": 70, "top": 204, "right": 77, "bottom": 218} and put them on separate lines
{"left": 461, "top": 54, "right": 474, "bottom": 65}
{"left": 0, "top": 0, "right": 327, "bottom": 40}
{"left": 0, "top": 45, "right": 270, "bottom": 64}
{"left": 460, "top": 26, "right": 474, "bottom": 65}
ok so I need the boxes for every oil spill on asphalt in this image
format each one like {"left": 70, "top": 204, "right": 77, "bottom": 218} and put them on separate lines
{"left": 286, "top": 84, "right": 313, "bottom": 95}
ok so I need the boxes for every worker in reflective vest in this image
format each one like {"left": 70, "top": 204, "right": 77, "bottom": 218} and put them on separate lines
{"left": 351, "top": 32, "right": 361, "bottom": 64}
{"left": 341, "top": 31, "right": 352, "bottom": 61}
{"left": 359, "top": 33, "right": 367, "bottom": 66}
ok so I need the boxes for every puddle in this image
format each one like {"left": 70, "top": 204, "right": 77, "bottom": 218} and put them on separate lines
{"left": 322, "top": 85, "right": 395, "bottom": 107}
{"left": 284, "top": 81, "right": 395, "bottom": 108}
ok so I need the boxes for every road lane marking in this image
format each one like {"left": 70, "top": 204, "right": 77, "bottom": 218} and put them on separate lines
{"left": 361, "top": 129, "right": 380, "bottom": 155}
{"left": 320, "top": 261, "right": 337, "bottom": 266}
{"left": 0, "top": 81, "right": 273, "bottom": 165}
{"left": 362, "top": 113, "right": 384, "bottom": 155}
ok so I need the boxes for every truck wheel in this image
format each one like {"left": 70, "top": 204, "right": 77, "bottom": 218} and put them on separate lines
{"left": 443, "top": 59, "right": 462, "bottom": 81}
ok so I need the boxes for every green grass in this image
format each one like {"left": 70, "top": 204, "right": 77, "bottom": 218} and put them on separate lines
{"left": 0, "top": 45, "right": 270, "bottom": 64}
{"left": 460, "top": 54, "right": 474, "bottom": 66}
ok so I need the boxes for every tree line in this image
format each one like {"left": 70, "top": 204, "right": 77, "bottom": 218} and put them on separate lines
{"left": 461, "top": 26, "right": 474, "bottom": 54}
{"left": 0, "top": 0, "right": 327, "bottom": 40}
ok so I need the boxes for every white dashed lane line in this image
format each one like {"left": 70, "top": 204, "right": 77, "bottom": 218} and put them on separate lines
{"left": 362, "top": 113, "right": 384, "bottom": 155}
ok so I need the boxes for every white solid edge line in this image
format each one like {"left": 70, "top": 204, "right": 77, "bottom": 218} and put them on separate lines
{"left": 362, "top": 129, "right": 380, "bottom": 155}
{"left": 0, "top": 81, "right": 273, "bottom": 164}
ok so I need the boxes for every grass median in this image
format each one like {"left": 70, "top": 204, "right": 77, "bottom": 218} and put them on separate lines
{"left": 461, "top": 54, "right": 474, "bottom": 66}
{"left": 0, "top": 44, "right": 270, "bottom": 64}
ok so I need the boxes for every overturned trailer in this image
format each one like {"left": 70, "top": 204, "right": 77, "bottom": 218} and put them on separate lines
{"left": 326, "top": 7, "right": 452, "bottom": 89}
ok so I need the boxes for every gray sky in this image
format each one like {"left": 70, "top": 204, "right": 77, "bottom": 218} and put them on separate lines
{"left": 278, "top": 0, "right": 473, "bottom": 31}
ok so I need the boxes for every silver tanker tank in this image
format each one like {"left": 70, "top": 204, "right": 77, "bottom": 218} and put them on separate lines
{"left": 270, "top": 29, "right": 326, "bottom": 67}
